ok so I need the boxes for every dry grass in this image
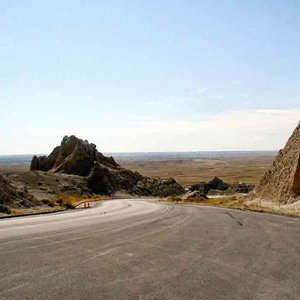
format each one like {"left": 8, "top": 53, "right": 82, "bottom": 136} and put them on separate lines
{"left": 0, "top": 193, "right": 103, "bottom": 218}
{"left": 119, "top": 156, "right": 274, "bottom": 187}
{"left": 166, "top": 195, "right": 300, "bottom": 217}
{"left": 2, "top": 194, "right": 103, "bottom": 217}
{"left": 166, "top": 195, "right": 241, "bottom": 205}
{"left": 55, "top": 194, "right": 102, "bottom": 208}
{"left": 0, "top": 155, "right": 274, "bottom": 188}
{"left": 10, "top": 206, "right": 64, "bottom": 215}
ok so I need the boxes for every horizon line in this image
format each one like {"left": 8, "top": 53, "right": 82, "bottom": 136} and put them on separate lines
{"left": 0, "top": 149, "right": 278, "bottom": 156}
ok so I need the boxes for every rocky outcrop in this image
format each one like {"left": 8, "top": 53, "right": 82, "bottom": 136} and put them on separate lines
{"left": 130, "top": 177, "right": 185, "bottom": 197}
{"left": 232, "top": 182, "right": 254, "bottom": 193}
{"left": 87, "top": 164, "right": 142, "bottom": 195}
{"left": 191, "top": 177, "right": 254, "bottom": 195}
{"left": 31, "top": 135, "right": 184, "bottom": 197}
{"left": 191, "top": 177, "right": 229, "bottom": 195}
{"left": 31, "top": 135, "right": 118, "bottom": 176}
{"left": 254, "top": 121, "right": 300, "bottom": 204}
{"left": 87, "top": 164, "right": 119, "bottom": 194}
{"left": 0, "top": 175, "right": 37, "bottom": 212}
{"left": 181, "top": 191, "right": 208, "bottom": 201}
{"left": 208, "top": 177, "right": 229, "bottom": 191}
{"left": 190, "top": 182, "right": 209, "bottom": 195}
{"left": 87, "top": 162, "right": 184, "bottom": 197}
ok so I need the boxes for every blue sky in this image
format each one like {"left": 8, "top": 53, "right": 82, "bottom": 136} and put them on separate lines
{"left": 0, "top": 0, "right": 299, "bottom": 153}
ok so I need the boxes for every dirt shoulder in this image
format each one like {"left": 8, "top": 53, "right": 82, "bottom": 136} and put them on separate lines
{"left": 165, "top": 195, "right": 300, "bottom": 218}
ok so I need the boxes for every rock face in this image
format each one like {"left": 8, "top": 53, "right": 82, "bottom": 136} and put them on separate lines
{"left": 191, "top": 177, "right": 254, "bottom": 195}
{"left": 87, "top": 164, "right": 143, "bottom": 195}
{"left": 130, "top": 177, "right": 185, "bottom": 197}
{"left": 190, "top": 181, "right": 209, "bottom": 195}
{"left": 255, "top": 121, "right": 300, "bottom": 204}
{"left": 0, "top": 175, "right": 37, "bottom": 212}
{"left": 31, "top": 135, "right": 118, "bottom": 176}
{"left": 207, "top": 177, "right": 229, "bottom": 191}
{"left": 31, "top": 135, "right": 184, "bottom": 197}
{"left": 191, "top": 177, "right": 229, "bottom": 195}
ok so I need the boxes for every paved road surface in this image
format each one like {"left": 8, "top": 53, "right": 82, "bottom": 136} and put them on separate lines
{"left": 0, "top": 199, "right": 299, "bottom": 300}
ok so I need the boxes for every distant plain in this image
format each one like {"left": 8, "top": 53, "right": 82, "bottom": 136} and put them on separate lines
{"left": 119, "top": 157, "right": 274, "bottom": 186}
{"left": 0, "top": 151, "right": 276, "bottom": 187}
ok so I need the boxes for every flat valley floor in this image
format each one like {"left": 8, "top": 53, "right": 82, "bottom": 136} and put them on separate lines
{"left": 119, "top": 155, "right": 274, "bottom": 187}
{"left": 0, "top": 154, "right": 275, "bottom": 187}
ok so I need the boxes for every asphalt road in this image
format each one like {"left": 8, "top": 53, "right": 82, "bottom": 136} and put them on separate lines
{"left": 0, "top": 199, "right": 299, "bottom": 300}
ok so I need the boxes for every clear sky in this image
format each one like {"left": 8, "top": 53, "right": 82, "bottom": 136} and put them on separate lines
{"left": 1, "top": 0, "right": 299, "bottom": 154}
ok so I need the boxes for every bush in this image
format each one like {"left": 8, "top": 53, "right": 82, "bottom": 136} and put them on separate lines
{"left": 41, "top": 199, "right": 50, "bottom": 205}
{"left": 56, "top": 199, "right": 64, "bottom": 206}
{"left": 56, "top": 198, "right": 75, "bottom": 209}
{"left": 65, "top": 203, "right": 75, "bottom": 209}
{"left": 41, "top": 199, "right": 56, "bottom": 207}
{"left": 0, "top": 204, "right": 11, "bottom": 214}
{"left": 167, "top": 196, "right": 182, "bottom": 202}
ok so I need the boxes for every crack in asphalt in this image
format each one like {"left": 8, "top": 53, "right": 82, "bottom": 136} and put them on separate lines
{"left": 226, "top": 212, "right": 243, "bottom": 226}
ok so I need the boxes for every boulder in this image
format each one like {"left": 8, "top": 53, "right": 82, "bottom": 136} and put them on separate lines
{"left": 254, "top": 121, "right": 300, "bottom": 204}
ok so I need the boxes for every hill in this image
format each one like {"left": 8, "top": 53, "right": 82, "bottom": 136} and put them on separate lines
{"left": 30, "top": 135, "right": 184, "bottom": 197}
{"left": 254, "top": 121, "right": 300, "bottom": 204}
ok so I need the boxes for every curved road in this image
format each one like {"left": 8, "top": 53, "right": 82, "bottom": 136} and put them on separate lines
{"left": 0, "top": 199, "right": 299, "bottom": 300}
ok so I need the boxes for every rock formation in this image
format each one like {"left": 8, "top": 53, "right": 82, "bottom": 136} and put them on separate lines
{"left": 181, "top": 191, "right": 208, "bottom": 201}
{"left": 129, "top": 177, "right": 185, "bottom": 197}
{"left": 31, "top": 135, "right": 118, "bottom": 176}
{"left": 191, "top": 177, "right": 254, "bottom": 195}
{"left": 190, "top": 181, "right": 209, "bottom": 195}
{"left": 254, "top": 121, "right": 300, "bottom": 204}
{"left": 191, "top": 177, "right": 229, "bottom": 195}
{"left": 31, "top": 135, "right": 184, "bottom": 197}
{"left": 232, "top": 182, "right": 254, "bottom": 194}
{"left": 0, "top": 175, "right": 37, "bottom": 213}
{"left": 207, "top": 176, "right": 229, "bottom": 191}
